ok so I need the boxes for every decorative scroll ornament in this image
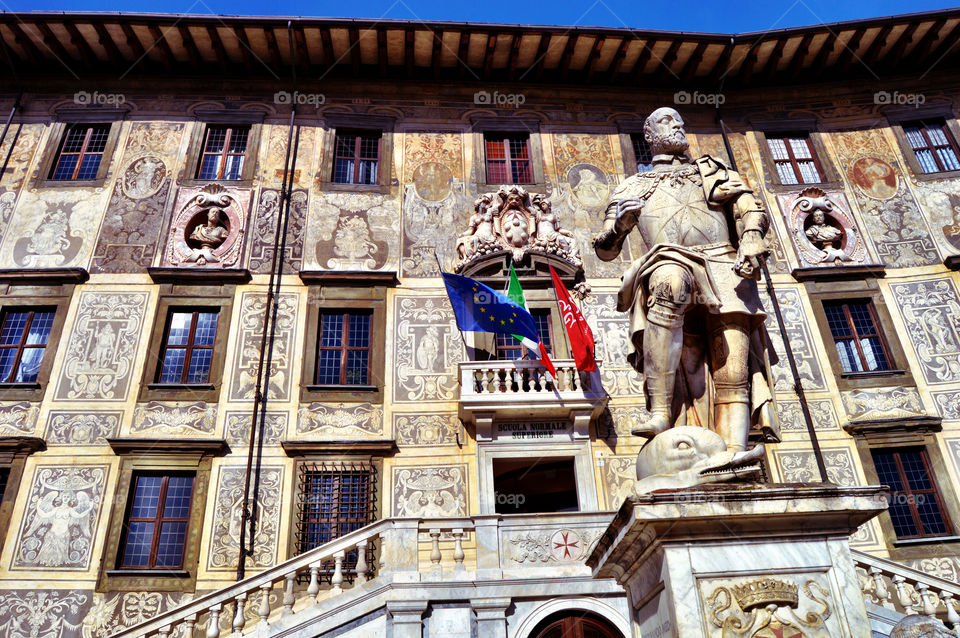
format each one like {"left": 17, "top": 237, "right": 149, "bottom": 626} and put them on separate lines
{"left": 163, "top": 184, "right": 246, "bottom": 268}
{"left": 454, "top": 185, "right": 581, "bottom": 271}
{"left": 706, "top": 577, "right": 833, "bottom": 638}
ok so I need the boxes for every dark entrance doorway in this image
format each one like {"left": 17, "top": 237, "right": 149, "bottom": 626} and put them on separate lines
{"left": 492, "top": 457, "right": 578, "bottom": 514}
{"left": 531, "top": 612, "right": 624, "bottom": 638}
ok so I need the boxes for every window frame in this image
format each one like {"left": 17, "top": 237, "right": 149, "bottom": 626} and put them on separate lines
{"left": 35, "top": 118, "right": 123, "bottom": 188}
{"left": 483, "top": 132, "right": 535, "bottom": 185}
{"left": 493, "top": 308, "right": 555, "bottom": 361}
{"left": 0, "top": 307, "right": 57, "bottom": 385}
{"left": 317, "top": 114, "right": 396, "bottom": 194}
{"left": 294, "top": 460, "right": 377, "bottom": 559}
{"left": 805, "top": 279, "right": 913, "bottom": 391}
{"left": 300, "top": 284, "right": 388, "bottom": 404}
{"left": 315, "top": 310, "right": 373, "bottom": 386}
{"left": 751, "top": 120, "right": 842, "bottom": 192}
{"left": 900, "top": 118, "right": 960, "bottom": 175}
{"left": 195, "top": 125, "right": 252, "bottom": 181}
{"left": 331, "top": 129, "right": 382, "bottom": 186}
{"left": 471, "top": 118, "right": 546, "bottom": 192}
{"left": 888, "top": 109, "right": 960, "bottom": 181}
{"left": 181, "top": 113, "right": 263, "bottom": 187}
{"left": 155, "top": 308, "right": 221, "bottom": 386}
{"left": 138, "top": 285, "right": 235, "bottom": 404}
{"left": 630, "top": 133, "right": 654, "bottom": 174}
{"left": 118, "top": 471, "right": 196, "bottom": 570}
{"left": 822, "top": 300, "right": 894, "bottom": 375}
{"left": 0, "top": 288, "right": 72, "bottom": 402}
{"left": 763, "top": 132, "right": 827, "bottom": 185}
{"left": 870, "top": 446, "right": 953, "bottom": 541}
{"left": 48, "top": 123, "right": 112, "bottom": 181}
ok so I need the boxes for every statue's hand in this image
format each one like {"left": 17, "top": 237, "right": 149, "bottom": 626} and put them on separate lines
{"left": 592, "top": 228, "right": 618, "bottom": 251}
{"left": 734, "top": 230, "right": 767, "bottom": 278}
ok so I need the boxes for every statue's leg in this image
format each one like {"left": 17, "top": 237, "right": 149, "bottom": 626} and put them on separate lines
{"left": 709, "top": 318, "right": 751, "bottom": 452}
{"left": 633, "top": 264, "right": 691, "bottom": 438}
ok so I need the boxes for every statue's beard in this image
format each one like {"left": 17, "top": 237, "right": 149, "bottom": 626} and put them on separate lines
{"left": 649, "top": 130, "right": 690, "bottom": 156}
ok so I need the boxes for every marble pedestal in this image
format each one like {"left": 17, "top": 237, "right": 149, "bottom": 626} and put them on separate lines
{"left": 587, "top": 484, "right": 889, "bottom": 638}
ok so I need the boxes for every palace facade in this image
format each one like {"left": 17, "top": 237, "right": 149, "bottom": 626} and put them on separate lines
{"left": 1, "top": 9, "right": 960, "bottom": 637}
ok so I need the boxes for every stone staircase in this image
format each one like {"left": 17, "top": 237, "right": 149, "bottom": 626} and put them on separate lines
{"left": 108, "top": 511, "right": 960, "bottom": 638}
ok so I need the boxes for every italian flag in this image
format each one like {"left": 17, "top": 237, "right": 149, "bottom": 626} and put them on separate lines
{"left": 506, "top": 264, "right": 557, "bottom": 379}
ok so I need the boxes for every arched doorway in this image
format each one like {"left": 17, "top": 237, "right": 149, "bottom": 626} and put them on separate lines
{"left": 531, "top": 611, "right": 624, "bottom": 638}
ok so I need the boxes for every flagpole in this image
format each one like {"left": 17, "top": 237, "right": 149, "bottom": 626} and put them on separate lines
{"left": 435, "top": 251, "right": 470, "bottom": 354}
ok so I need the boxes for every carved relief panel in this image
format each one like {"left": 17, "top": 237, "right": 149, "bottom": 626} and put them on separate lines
{"left": 11, "top": 465, "right": 109, "bottom": 571}
{"left": 890, "top": 278, "right": 960, "bottom": 384}
{"left": 207, "top": 466, "right": 283, "bottom": 571}
{"left": 44, "top": 410, "right": 122, "bottom": 445}
{"left": 776, "top": 187, "right": 866, "bottom": 267}
{"left": 297, "top": 403, "right": 383, "bottom": 437}
{"left": 393, "top": 296, "right": 460, "bottom": 403}
{"left": 162, "top": 184, "right": 252, "bottom": 268}
{"left": 392, "top": 465, "right": 467, "bottom": 517}
{"left": 91, "top": 122, "right": 185, "bottom": 273}
{"left": 54, "top": 291, "right": 150, "bottom": 402}
{"left": 130, "top": 401, "right": 217, "bottom": 437}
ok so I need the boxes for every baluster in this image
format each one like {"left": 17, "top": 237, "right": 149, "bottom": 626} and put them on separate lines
{"left": 258, "top": 584, "right": 272, "bottom": 624}
{"left": 282, "top": 572, "right": 296, "bottom": 616}
{"left": 941, "top": 591, "right": 960, "bottom": 627}
{"left": 430, "top": 529, "right": 442, "bottom": 567}
{"left": 158, "top": 625, "right": 172, "bottom": 638}
{"left": 232, "top": 593, "right": 247, "bottom": 634}
{"left": 892, "top": 575, "right": 916, "bottom": 614}
{"left": 206, "top": 604, "right": 222, "bottom": 638}
{"left": 331, "top": 551, "right": 345, "bottom": 594}
{"left": 916, "top": 584, "right": 938, "bottom": 617}
{"left": 355, "top": 539, "right": 370, "bottom": 584}
{"left": 452, "top": 529, "right": 465, "bottom": 571}
{"left": 183, "top": 614, "right": 197, "bottom": 638}
{"left": 869, "top": 567, "right": 893, "bottom": 608}
{"left": 307, "top": 565, "right": 321, "bottom": 599}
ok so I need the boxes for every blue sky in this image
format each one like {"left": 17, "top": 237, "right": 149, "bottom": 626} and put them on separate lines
{"left": 3, "top": 0, "right": 959, "bottom": 32}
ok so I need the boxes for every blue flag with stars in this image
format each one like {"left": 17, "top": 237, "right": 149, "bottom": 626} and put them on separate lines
{"left": 440, "top": 272, "right": 541, "bottom": 342}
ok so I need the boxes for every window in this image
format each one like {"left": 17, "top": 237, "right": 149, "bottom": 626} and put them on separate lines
{"left": 871, "top": 448, "right": 952, "bottom": 539}
{"left": 316, "top": 311, "right": 371, "bottom": 386}
{"left": 0, "top": 308, "right": 55, "bottom": 384}
{"left": 631, "top": 133, "right": 653, "bottom": 173}
{"left": 494, "top": 309, "right": 553, "bottom": 360}
{"left": 484, "top": 133, "right": 534, "bottom": 184}
{"left": 49, "top": 124, "right": 110, "bottom": 181}
{"left": 296, "top": 462, "right": 375, "bottom": 554}
{"left": 197, "top": 125, "right": 250, "bottom": 180}
{"left": 119, "top": 473, "right": 195, "bottom": 569}
{"left": 902, "top": 119, "right": 960, "bottom": 174}
{"left": 492, "top": 457, "right": 578, "bottom": 514}
{"left": 823, "top": 301, "right": 892, "bottom": 373}
{"left": 0, "top": 467, "right": 9, "bottom": 504}
{"left": 332, "top": 130, "right": 381, "bottom": 185}
{"left": 156, "top": 310, "right": 219, "bottom": 384}
{"left": 766, "top": 133, "right": 824, "bottom": 184}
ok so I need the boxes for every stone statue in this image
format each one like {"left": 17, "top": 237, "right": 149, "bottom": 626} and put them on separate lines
{"left": 186, "top": 207, "right": 229, "bottom": 265}
{"left": 593, "top": 107, "right": 778, "bottom": 488}
{"left": 805, "top": 209, "right": 843, "bottom": 246}
{"left": 890, "top": 615, "right": 956, "bottom": 638}
{"left": 455, "top": 194, "right": 496, "bottom": 260}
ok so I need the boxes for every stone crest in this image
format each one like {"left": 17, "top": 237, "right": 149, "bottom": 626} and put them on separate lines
{"left": 162, "top": 184, "right": 250, "bottom": 268}
{"left": 705, "top": 577, "right": 835, "bottom": 637}
{"left": 454, "top": 185, "right": 581, "bottom": 271}
{"left": 778, "top": 187, "right": 865, "bottom": 266}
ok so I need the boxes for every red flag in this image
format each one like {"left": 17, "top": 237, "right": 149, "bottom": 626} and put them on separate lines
{"left": 549, "top": 266, "right": 597, "bottom": 372}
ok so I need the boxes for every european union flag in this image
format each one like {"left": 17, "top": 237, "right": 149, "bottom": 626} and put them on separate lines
{"left": 441, "top": 272, "right": 540, "bottom": 342}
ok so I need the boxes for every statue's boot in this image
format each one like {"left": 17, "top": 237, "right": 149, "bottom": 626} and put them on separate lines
{"left": 714, "top": 401, "right": 751, "bottom": 453}
{"left": 632, "top": 323, "right": 682, "bottom": 438}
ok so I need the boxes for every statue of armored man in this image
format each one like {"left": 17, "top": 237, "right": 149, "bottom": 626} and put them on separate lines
{"left": 594, "top": 107, "right": 779, "bottom": 492}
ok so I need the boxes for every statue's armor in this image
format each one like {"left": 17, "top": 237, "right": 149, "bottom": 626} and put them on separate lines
{"left": 634, "top": 168, "right": 731, "bottom": 249}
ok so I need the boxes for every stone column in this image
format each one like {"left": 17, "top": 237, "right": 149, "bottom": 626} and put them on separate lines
{"left": 473, "top": 515, "right": 503, "bottom": 580}
{"left": 387, "top": 600, "right": 429, "bottom": 638}
{"left": 471, "top": 597, "right": 511, "bottom": 638}
{"left": 587, "top": 484, "right": 889, "bottom": 638}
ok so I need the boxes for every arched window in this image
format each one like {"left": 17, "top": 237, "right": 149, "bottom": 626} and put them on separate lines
{"left": 531, "top": 611, "right": 624, "bottom": 638}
